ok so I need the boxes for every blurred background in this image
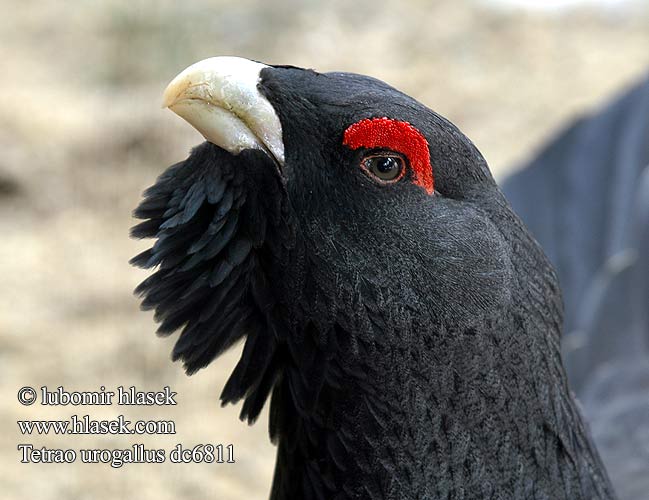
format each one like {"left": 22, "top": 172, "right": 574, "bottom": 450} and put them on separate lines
{"left": 2, "top": 0, "right": 648, "bottom": 499}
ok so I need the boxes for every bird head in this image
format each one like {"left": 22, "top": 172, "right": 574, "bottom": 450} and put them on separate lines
{"left": 150, "top": 56, "right": 515, "bottom": 336}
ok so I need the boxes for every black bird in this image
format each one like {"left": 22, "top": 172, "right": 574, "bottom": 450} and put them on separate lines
{"left": 131, "top": 57, "right": 616, "bottom": 499}
{"left": 503, "top": 74, "right": 649, "bottom": 500}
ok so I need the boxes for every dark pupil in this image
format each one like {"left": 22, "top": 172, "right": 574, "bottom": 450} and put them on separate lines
{"left": 375, "top": 157, "right": 397, "bottom": 173}
{"left": 362, "top": 154, "right": 403, "bottom": 182}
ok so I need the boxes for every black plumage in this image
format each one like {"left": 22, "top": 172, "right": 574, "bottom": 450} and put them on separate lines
{"left": 503, "top": 74, "right": 649, "bottom": 500}
{"left": 133, "top": 62, "right": 616, "bottom": 499}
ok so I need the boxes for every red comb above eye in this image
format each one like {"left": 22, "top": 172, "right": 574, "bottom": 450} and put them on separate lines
{"left": 343, "top": 117, "right": 434, "bottom": 194}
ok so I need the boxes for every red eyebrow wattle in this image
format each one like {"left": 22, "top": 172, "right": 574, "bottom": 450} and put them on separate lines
{"left": 343, "top": 117, "right": 434, "bottom": 194}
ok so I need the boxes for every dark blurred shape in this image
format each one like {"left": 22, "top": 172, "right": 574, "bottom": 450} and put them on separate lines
{"left": 0, "top": 174, "right": 22, "bottom": 199}
{"left": 503, "top": 74, "right": 649, "bottom": 500}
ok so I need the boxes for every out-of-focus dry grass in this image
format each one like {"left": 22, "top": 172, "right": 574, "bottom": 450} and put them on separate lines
{"left": 1, "top": 1, "right": 648, "bottom": 499}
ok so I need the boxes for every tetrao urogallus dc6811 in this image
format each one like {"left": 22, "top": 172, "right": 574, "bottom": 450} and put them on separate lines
{"left": 131, "top": 57, "right": 616, "bottom": 500}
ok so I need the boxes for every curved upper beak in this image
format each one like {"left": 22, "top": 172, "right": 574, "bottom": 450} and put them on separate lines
{"left": 162, "top": 56, "right": 285, "bottom": 166}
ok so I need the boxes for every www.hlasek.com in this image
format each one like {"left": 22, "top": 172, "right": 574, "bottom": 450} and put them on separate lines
{"left": 18, "top": 415, "right": 175, "bottom": 435}
{"left": 16, "top": 385, "right": 235, "bottom": 468}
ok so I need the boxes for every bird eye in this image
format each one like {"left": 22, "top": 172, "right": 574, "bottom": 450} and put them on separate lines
{"left": 361, "top": 153, "right": 406, "bottom": 183}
